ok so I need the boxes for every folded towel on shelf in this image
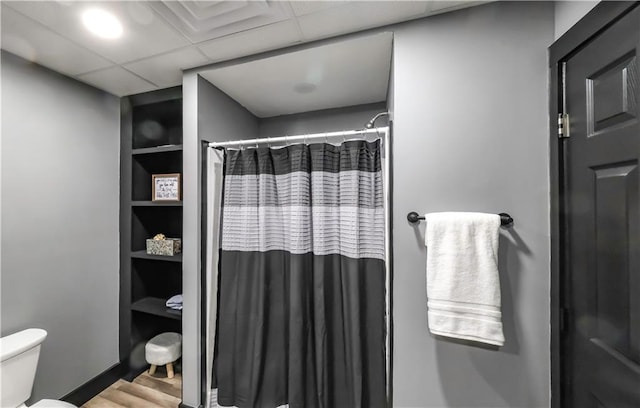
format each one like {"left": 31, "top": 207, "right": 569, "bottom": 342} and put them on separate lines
{"left": 166, "top": 294, "right": 183, "bottom": 311}
{"left": 424, "top": 212, "right": 504, "bottom": 346}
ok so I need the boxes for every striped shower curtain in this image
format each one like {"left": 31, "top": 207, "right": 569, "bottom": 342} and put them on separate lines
{"left": 213, "top": 140, "right": 387, "bottom": 408}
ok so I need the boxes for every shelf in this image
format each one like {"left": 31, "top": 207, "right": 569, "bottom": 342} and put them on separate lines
{"left": 132, "top": 98, "right": 182, "bottom": 149}
{"left": 132, "top": 201, "right": 183, "bottom": 207}
{"left": 131, "top": 250, "right": 182, "bottom": 262}
{"left": 131, "top": 207, "right": 182, "bottom": 251}
{"left": 131, "top": 150, "right": 182, "bottom": 201}
{"left": 132, "top": 144, "right": 183, "bottom": 155}
{"left": 131, "top": 297, "right": 182, "bottom": 320}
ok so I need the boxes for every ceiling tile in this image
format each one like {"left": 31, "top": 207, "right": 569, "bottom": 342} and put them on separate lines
{"left": 171, "top": 1, "right": 250, "bottom": 20}
{"left": 2, "top": 0, "right": 490, "bottom": 98}
{"left": 429, "top": 1, "right": 491, "bottom": 14}
{"left": 288, "top": 1, "right": 347, "bottom": 17}
{"left": 124, "top": 47, "right": 210, "bottom": 88}
{"left": 1, "top": 5, "right": 112, "bottom": 75}
{"left": 198, "top": 20, "right": 302, "bottom": 63}
{"left": 199, "top": 32, "right": 392, "bottom": 118}
{"left": 150, "top": 0, "right": 293, "bottom": 43}
{"left": 297, "top": 1, "right": 428, "bottom": 41}
{"left": 4, "top": 1, "right": 190, "bottom": 64}
{"left": 78, "top": 66, "right": 157, "bottom": 96}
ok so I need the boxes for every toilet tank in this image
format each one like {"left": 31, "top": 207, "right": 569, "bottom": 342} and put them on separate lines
{"left": 0, "top": 328, "right": 48, "bottom": 408}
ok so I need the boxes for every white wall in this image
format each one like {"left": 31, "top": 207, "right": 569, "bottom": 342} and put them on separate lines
{"left": 554, "top": 1, "right": 599, "bottom": 40}
{"left": 392, "top": 2, "right": 553, "bottom": 406}
{"left": 1, "top": 52, "right": 120, "bottom": 402}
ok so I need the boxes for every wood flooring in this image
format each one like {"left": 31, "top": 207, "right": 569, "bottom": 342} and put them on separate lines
{"left": 82, "top": 371, "right": 181, "bottom": 408}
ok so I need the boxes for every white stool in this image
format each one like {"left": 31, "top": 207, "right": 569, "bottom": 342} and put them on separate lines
{"left": 145, "top": 332, "right": 182, "bottom": 378}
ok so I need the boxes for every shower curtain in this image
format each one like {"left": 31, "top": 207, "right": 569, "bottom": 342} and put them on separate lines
{"left": 206, "top": 147, "right": 225, "bottom": 407}
{"left": 209, "top": 140, "right": 387, "bottom": 408}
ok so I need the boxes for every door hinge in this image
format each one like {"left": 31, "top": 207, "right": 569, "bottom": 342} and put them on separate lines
{"left": 558, "top": 113, "right": 570, "bottom": 139}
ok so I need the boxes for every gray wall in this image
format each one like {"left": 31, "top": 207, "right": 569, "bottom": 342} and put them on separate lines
{"left": 554, "top": 1, "right": 599, "bottom": 39}
{"left": 1, "top": 52, "right": 120, "bottom": 402}
{"left": 198, "top": 76, "right": 260, "bottom": 143}
{"left": 392, "top": 2, "right": 553, "bottom": 407}
{"left": 186, "top": 2, "right": 554, "bottom": 406}
{"left": 258, "top": 102, "right": 387, "bottom": 138}
{"left": 181, "top": 73, "right": 258, "bottom": 407}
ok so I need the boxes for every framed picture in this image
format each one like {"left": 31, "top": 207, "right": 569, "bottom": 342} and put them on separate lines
{"left": 152, "top": 173, "right": 181, "bottom": 201}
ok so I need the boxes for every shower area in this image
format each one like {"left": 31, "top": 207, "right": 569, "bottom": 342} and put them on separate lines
{"left": 182, "top": 32, "right": 394, "bottom": 408}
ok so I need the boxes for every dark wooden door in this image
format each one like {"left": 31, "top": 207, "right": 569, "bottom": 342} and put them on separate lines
{"left": 562, "top": 6, "right": 640, "bottom": 407}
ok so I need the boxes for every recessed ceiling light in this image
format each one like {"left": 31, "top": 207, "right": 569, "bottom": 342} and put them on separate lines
{"left": 294, "top": 83, "right": 317, "bottom": 94}
{"left": 82, "top": 9, "right": 122, "bottom": 39}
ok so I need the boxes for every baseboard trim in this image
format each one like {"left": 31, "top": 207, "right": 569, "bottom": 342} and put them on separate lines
{"left": 61, "top": 362, "right": 126, "bottom": 406}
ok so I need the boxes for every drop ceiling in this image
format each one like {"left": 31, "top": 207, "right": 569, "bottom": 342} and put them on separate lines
{"left": 1, "top": 1, "right": 490, "bottom": 98}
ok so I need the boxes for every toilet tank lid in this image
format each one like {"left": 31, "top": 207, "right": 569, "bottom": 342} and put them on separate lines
{"left": 0, "top": 328, "right": 47, "bottom": 362}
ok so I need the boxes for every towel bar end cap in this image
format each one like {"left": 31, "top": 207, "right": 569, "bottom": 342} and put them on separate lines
{"left": 499, "top": 213, "right": 514, "bottom": 227}
{"left": 407, "top": 211, "right": 423, "bottom": 223}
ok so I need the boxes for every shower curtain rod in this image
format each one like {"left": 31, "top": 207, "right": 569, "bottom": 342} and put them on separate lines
{"left": 208, "top": 126, "right": 389, "bottom": 148}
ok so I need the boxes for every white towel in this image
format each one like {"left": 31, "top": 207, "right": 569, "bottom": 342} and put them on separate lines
{"left": 166, "top": 294, "right": 183, "bottom": 310}
{"left": 424, "top": 212, "right": 504, "bottom": 346}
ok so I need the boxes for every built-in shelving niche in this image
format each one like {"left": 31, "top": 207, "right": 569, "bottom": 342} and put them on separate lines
{"left": 131, "top": 149, "right": 183, "bottom": 202}
{"left": 120, "top": 87, "right": 183, "bottom": 383}
{"left": 132, "top": 98, "right": 182, "bottom": 149}
{"left": 131, "top": 257, "right": 182, "bottom": 322}
{"left": 131, "top": 206, "right": 182, "bottom": 253}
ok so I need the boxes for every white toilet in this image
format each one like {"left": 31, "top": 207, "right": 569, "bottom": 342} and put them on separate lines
{"left": 0, "top": 328, "right": 77, "bottom": 408}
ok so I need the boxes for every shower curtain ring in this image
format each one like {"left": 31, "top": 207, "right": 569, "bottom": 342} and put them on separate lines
{"left": 267, "top": 137, "right": 272, "bottom": 148}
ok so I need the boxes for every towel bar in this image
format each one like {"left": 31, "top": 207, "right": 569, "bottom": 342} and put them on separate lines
{"left": 407, "top": 211, "right": 514, "bottom": 227}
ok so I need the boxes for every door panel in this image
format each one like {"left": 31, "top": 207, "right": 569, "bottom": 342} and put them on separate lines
{"left": 588, "top": 54, "right": 637, "bottom": 134}
{"left": 594, "top": 162, "right": 636, "bottom": 356}
{"left": 564, "top": 6, "right": 640, "bottom": 408}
